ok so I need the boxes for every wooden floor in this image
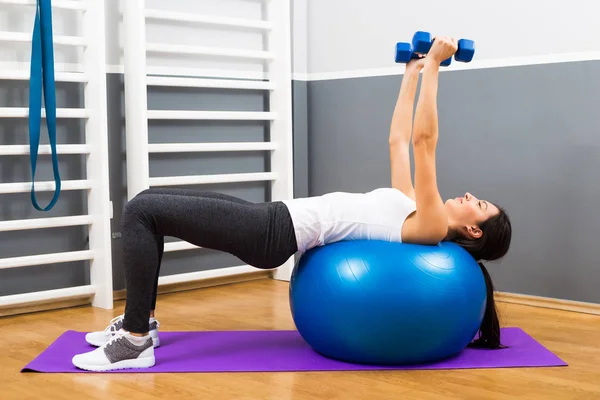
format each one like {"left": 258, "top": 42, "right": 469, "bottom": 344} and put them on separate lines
{"left": 2, "top": 279, "right": 600, "bottom": 400}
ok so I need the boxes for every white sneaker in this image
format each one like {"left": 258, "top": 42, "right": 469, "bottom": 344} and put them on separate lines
{"left": 73, "top": 329, "right": 155, "bottom": 372}
{"left": 85, "top": 314, "right": 160, "bottom": 348}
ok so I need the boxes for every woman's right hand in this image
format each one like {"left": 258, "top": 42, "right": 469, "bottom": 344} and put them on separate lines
{"left": 406, "top": 54, "right": 427, "bottom": 73}
{"left": 427, "top": 36, "right": 458, "bottom": 64}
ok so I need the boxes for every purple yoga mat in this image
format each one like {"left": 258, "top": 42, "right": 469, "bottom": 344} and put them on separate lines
{"left": 21, "top": 327, "right": 566, "bottom": 373}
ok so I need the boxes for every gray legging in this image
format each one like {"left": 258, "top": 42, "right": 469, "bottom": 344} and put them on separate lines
{"left": 121, "top": 188, "right": 298, "bottom": 333}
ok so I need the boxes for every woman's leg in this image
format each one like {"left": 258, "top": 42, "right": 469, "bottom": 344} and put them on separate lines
{"left": 121, "top": 189, "right": 297, "bottom": 334}
{"left": 136, "top": 188, "right": 255, "bottom": 314}
{"left": 72, "top": 189, "right": 297, "bottom": 371}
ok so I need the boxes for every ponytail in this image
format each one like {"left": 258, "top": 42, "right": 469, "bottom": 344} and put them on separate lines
{"left": 468, "top": 262, "right": 505, "bottom": 349}
{"left": 445, "top": 205, "right": 511, "bottom": 349}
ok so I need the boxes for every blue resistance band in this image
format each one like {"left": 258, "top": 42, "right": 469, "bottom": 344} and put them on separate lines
{"left": 29, "top": 0, "right": 60, "bottom": 211}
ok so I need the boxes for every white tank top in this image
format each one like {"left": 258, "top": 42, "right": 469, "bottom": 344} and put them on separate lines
{"left": 282, "top": 187, "right": 417, "bottom": 253}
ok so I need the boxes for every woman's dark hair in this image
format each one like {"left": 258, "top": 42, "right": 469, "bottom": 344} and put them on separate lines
{"left": 445, "top": 207, "right": 512, "bottom": 349}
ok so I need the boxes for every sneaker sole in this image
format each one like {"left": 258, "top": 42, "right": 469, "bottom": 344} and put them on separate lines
{"left": 73, "top": 356, "right": 155, "bottom": 372}
{"left": 86, "top": 335, "right": 160, "bottom": 348}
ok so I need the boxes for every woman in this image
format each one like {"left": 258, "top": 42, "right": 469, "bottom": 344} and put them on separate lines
{"left": 72, "top": 37, "right": 512, "bottom": 371}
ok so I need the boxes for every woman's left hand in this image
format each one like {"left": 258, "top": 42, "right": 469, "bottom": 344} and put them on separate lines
{"left": 406, "top": 54, "right": 427, "bottom": 73}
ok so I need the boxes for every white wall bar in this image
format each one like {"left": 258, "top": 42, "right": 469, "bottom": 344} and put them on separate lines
{"left": 0, "top": 179, "right": 92, "bottom": 194}
{"left": 148, "top": 142, "right": 277, "bottom": 153}
{"left": 164, "top": 241, "right": 199, "bottom": 252}
{"left": 146, "top": 43, "right": 273, "bottom": 60}
{"left": 149, "top": 172, "right": 277, "bottom": 187}
{"left": 0, "top": 31, "right": 86, "bottom": 46}
{"left": 122, "top": 0, "right": 151, "bottom": 199}
{"left": 145, "top": 9, "right": 273, "bottom": 31}
{"left": 0, "top": 250, "right": 95, "bottom": 270}
{"left": 0, "top": 107, "right": 89, "bottom": 118}
{"left": 0, "top": 0, "right": 86, "bottom": 11}
{"left": 142, "top": 65, "right": 269, "bottom": 81}
{"left": 0, "top": 215, "right": 93, "bottom": 232}
{"left": 146, "top": 110, "right": 276, "bottom": 120}
{"left": 0, "top": 70, "right": 87, "bottom": 82}
{"left": 267, "top": 0, "right": 296, "bottom": 281}
{"left": 0, "top": 285, "right": 95, "bottom": 307}
{"left": 0, "top": 145, "right": 91, "bottom": 156}
{"left": 82, "top": 0, "right": 114, "bottom": 309}
{"left": 158, "top": 265, "right": 258, "bottom": 286}
{"left": 145, "top": 76, "right": 275, "bottom": 90}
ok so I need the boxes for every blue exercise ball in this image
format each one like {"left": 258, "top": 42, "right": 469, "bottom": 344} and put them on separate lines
{"left": 289, "top": 240, "right": 487, "bottom": 365}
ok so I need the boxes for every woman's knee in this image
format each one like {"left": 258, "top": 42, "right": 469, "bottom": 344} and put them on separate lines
{"left": 136, "top": 188, "right": 157, "bottom": 197}
{"left": 123, "top": 192, "right": 157, "bottom": 222}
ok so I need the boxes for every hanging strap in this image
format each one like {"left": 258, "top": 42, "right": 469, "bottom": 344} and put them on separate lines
{"left": 29, "top": 0, "right": 60, "bottom": 211}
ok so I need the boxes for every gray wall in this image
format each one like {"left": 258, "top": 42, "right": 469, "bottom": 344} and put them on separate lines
{"left": 292, "top": 80, "right": 309, "bottom": 198}
{"left": 1, "top": 75, "right": 309, "bottom": 295}
{"left": 307, "top": 61, "right": 600, "bottom": 304}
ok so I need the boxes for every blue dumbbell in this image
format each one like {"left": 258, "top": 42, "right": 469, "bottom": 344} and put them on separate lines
{"left": 455, "top": 39, "right": 475, "bottom": 62}
{"left": 395, "top": 31, "right": 475, "bottom": 67}
{"left": 395, "top": 32, "right": 453, "bottom": 66}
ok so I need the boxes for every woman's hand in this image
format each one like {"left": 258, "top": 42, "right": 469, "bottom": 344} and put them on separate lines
{"left": 405, "top": 54, "right": 426, "bottom": 74}
{"left": 427, "top": 36, "right": 458, "bottom": 65}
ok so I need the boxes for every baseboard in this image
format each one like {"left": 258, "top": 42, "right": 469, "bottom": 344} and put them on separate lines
{"left": 0, "top": 270, "right": 271, "bottom": 318}
{"left": 496, "top": 291, "right": 600, "bottom": 315}
{"left": 113, "top": 270, "right": 271, "bottom": 301}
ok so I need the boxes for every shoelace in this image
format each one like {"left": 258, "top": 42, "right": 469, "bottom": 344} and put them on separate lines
{"left": 103, "top": 315, "right": 160, "bottom": 333}
{"left": 103, "top": 314, "right": 124, "bottom": 334}
{"left": 105, "top": 329, "right": 127, "bottom": 348}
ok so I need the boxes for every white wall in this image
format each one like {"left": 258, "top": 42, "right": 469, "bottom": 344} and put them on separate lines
{"left": 291, "top": 0, "right": 308, "bottom": 76}
{"left": 306, "top": 0, "right": 600, "bottom": 77}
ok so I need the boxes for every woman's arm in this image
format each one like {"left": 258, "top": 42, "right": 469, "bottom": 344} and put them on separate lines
{"left": 403, "top": 37, "right": 458, "bottom": 244}
{"left": 389, "top": 58, "right": 425, "bottom": 200}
